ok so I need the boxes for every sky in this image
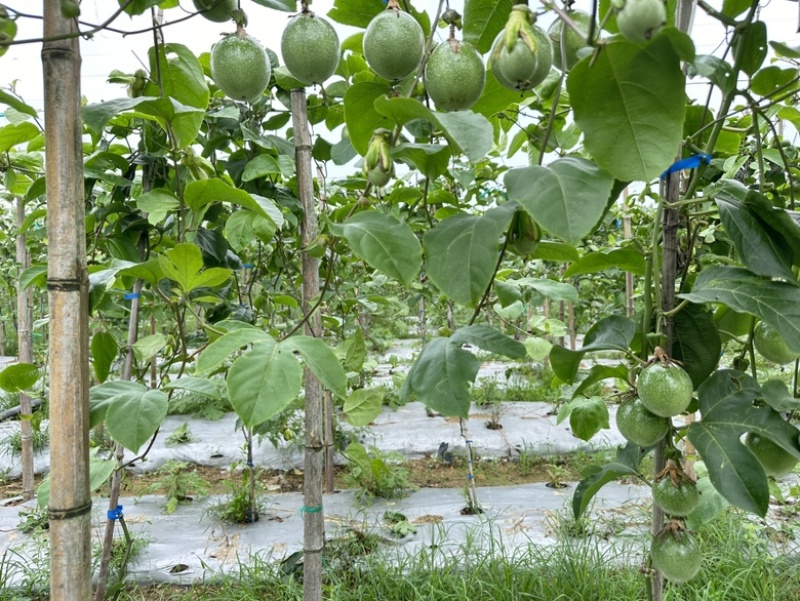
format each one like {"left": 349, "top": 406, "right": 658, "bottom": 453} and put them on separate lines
{"left": 0, "top": 0, "right": 798, "bottom": 113}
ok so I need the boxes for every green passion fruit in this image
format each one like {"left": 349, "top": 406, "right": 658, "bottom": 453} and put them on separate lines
{"left": 637, "top": 362, "right": 693, "bottom": 418}
{"left": 753, "top": 321, "right": 800, "bottom": 365}
{"left": 616, "top": 0, "right": 667, "bottom": 43}
{"left": 281, "top": 12, "right": 340, "bottom": 86}
{"left": 651, "top": 525, "right": 702, "bottom": 583}
{"left": 211, "top": 30, "right": 271, "bottom": 102}
{"left": 192, "top": 0, "right": 236, "bottom": 23}
{"left": 616, "top": 397, "right": 669, "bottom": 447}
{"left": 745, "top": 432, "right": 798, "bottom": 478}
{"left": 424, "top": 39, "right": 485, "bottom": 112}
{"left": 652, "top": 477, "right": 699, "bottom": 517}
{"left": 547, "top": 10, "right": 597, "bottom": 71}
{"left": 363, "top": 8, "right": 425, "bottom": 81}
{"left": 507, "top": 209, "right": 540, "bottom": 257}
{"left": 489, "top": 5, "right": 553, "bottom": 91}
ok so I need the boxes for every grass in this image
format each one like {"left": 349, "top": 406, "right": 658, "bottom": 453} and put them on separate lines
{"left": 101, "top": 504, "right": 800, "bottom": 601}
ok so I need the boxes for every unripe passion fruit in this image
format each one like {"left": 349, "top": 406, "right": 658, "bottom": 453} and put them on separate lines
{"left": 507, "top": 209, "right": 540, "bottom": 257}
{"left": 363, "top": 9, "right": 425, "bottom": 81}
{"left": 616, "top": 397, "right": 669, "bottom": 447}
{"left": 637, "top": 362, "right": 693, "bottom": 418}
{"left": 211, "top": 31, "right": 271, "bottom": 102}
{"left": 490, "top": 23, "right": 553, "bottom": 91}
{"left": 281, "top": 12, "right": 340, "bottom": 85}
{"left": 547, "top": 10, "right": 597, "bottom": 71}
{"left": 192, "top": 0, "right": 236, "bottom": 23}
{"left": 424, "top": 39, "right": 485, "bottom": 111}
{"left": 745, "top": 432, "right": 798, "bottom": 478}
{"left": 652, "top": 477, "right": 699, "bottom": 517}
{"left": 651, "top": 527, "right": 702, "bottom": 583}
{"left": 753, "top": 321, "right": 800, "bottom": 365}
{"left": 616, "top": 0, "right": 667, "bottom": 43}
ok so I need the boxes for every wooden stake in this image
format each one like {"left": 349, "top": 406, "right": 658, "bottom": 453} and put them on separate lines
{"left": 16, "top": 197, "right": 34, "bottom": 501}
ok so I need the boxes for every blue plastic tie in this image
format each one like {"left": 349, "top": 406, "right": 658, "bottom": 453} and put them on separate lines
{"left": 467, "top": 474, "right": 474, "bottom": 480}
{"left": 661, "top": 153, "right": 712, "bottom": 179}
{"left": 242, "top": 263, "right": 254, "bottom": 269}
{"left": 124, "top": 292, "right": 140, "bottom": 300}
{"left": 107, "top": 505, "right": 124, "bottom": 521}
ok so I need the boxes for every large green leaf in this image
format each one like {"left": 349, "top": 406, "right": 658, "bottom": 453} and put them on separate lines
{"left": 687, "top": 370, "right": 800, "bottom": 516}
{"left": 373, "top": 96, "right": 493, "bottom": 163}
{"left": 0, "top": 89, "right": 38, "bottom": 118}
{"left": 734, "top": 21, "right": 767, "bottom": 76}
{"left": 571, "top": 364, "right": 631, "bottom": 399}
{"left": 514, "top": 278, "right": 580, "bottom": 302}
{"left": 463, "top": 0, "right": 513, "bottom": 53}
{"left": 343, "top": 388, "right": 384, "bottom": 427}
{"left": 505, "top": 157, "right": 614, "bottom": 244}
{"left": 671, "top": 303, "right": 721, "bottom": 389}
{"left": 184, "top": 178, "right": 281, "bottom": 226}
{"left": 137, "top": 189, "right": 181, "bottom": 225}
{"left": 564, "top": 248, "right": 646, "bottom": 277}
{"left": 227, "top": 341, "right": 304, "bottom": 428}
{"left": 91, "top": 332, "right": 119, "bottom": 384}
{"left": 242, "top": 155, "right": 295, "bottom": 181}
{"left": 450, "top": 325, "right": 527, "bottom": 359}
{"left": 329, "top": 0, "right": 390, "bottom": 27}
{"left": 0, "top": 122, "right": 39, "bottom": 152}
{"left": 147, "top": 43, "right": 209, "bottom": 110}
{"left": 159, "top": 243, "right": 232, "bottom": 294}
{"left": 195, "top": 325, "right": 272, "bottom": 374}
{"left": 343, "top": 82, "right": 394, "bottom": 156}
{"left": 162, "top": 375, "right": 225, "bottom": 400}
{"left": 573, "top": 443, "right": 645, "bottom": 519}
{"left": 423, "top": 211, "right": 508, "bottom": 307}
{"left": 400, "top": 338, "right": 480, "bottom": 418}
{"left": 566, "top": 35, "right": 685, "bottom": 181}
{"left": 680, "top": 266, "right": 800, "bottom": 353}
{"left": 132, "top": 333, "right": 167, "bottom": 363}
{"left": 333, "top": 211, "right": 422, "bottom": 285}
{"left": 550, "top": 316, "right": 636, "bottom": 383}
{"left": 105, "top": 386, "right": 169, "bottom": 452}
{"left": 392, "top": 143, "right": 451, "bottom": 180}
{"left": 280, "top": 336, "right": 347, "bottom": 397}
{"left": 0, "top": 363, "right": 40, "bottom": 392}
{"left": 557, "top": 396, "right": 609, "bottom": 442}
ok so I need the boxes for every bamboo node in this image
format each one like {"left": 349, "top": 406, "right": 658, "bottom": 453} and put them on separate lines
{"left": 48, "top": 499, "right": 93, "bottom": 521}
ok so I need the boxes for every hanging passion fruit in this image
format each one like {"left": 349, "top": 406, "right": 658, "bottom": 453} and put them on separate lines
{"left": 547, "top": 10, "right": 597, "bottom": 71}
{"left": 281, "top": 11, "right": 340, "bottom": 85}
{"left": 615, "top": 0, "right": 667, "bottom": 43}
{"left": 210, "top": 26, "right": 271, "bottom": 102}
{"left": 192, "top": 0, "right": 236, "bottom": 23}
{"left": 489, "top": 5, "right": 553, "bottom": 91}
{"left": 363, "top": 3, "right": 425, "bottom": 81}
{"left": 424, "top": 38, "right": 485, "bottom": 111}
{"left": 363, "top": 129, "right": 394, "bottom": 187}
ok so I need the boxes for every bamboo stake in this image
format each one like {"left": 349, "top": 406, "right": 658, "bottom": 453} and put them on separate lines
{"left": 43, "top": 3, "right": 92, "bottom": 600}
{"left": 16, "top": 197, "right": 34, "bottom": 501}
{"left": 291, "top": 88, "right": 324, "bottom": 601}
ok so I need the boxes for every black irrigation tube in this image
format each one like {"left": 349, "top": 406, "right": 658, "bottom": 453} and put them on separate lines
{"left": 0, "top": 400, "right": 42, "bottom": 423}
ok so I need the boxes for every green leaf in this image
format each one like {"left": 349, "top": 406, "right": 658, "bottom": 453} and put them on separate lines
{"left": 571, "top": 364, "right": 630, "bottom": 399}
{"left": 564, "top": 248, "right": 646, "bottom": 277}
{"left": 340, "top": 329, "right": 367, "bottom": 373}
{"left": 0, "top": 89, "right": 38, "bottom": 118}
{"left": 91, "top": 332, "right": 119, "bottom": 384}
{"left": 105, "top": 386, "right": 169, "bottom": 452}
{"left": 672, "top": 303, "right": 721, "bottom": 389}
{"left": 147, "top": 43, "right": 209, "bottom": 110}
{"left": 242, "top": 154, "right": 295, "bottom": 181}
{"left": 734, "top": 21, "right": 767, "bottom": 76}
{"left": 334, "top": 211, "right": 422, "bottom": 285}
{"left": 769, "top": 41, "right": 800, "bottom": 59}
{"left": 524, "top": 337, "right": 552, "bottom": 361}
{"left": 463, "top": 0, "right": 513, "bottom": 54}
{"left": 137, "top": 189, "right": 180, "bottom": 225}
{"left": 0, "top": 122, "right": 39, "bottom": 152}
{"left": 329, "top": 0, "right": 385, "bottom": 27}
{"left": 158, "top": 242, "right": 232, "bottom": 294}
{"left": 722, "top": 0, "right": 752, "bottom": 17}
{"left": 132, "top": 333, "right": 167, "bottom": 363}
{"left": 195, "top": 325, "right": 273, "bottom": 374}
{"left": 687, "top": 370, "right": 800, "bottom": 516}
{"left": 689, "top": 55, "right": 735, "bottom": 96}
{"left": 248, "top": 0, "right": 295, "bottom": 11}
{"left": 280, "top": 336, "right": 347, "bottom": 397}
{"left": 392, "top": 143, "right": 451, "bottom": 180}
{"left": 423, "top": 212, "right": 509, "bottom": 307}
{"left": 343, "top": 82, "right": 394, "bottom": 156}
{"left": 684, "top": 477, "right": 729, "bottom": 530}
{"left": 573, "top": 443, "right": 644, "bottom": 519}
{"left": 450, "top": 325, "right": 527, "bottom": 359}
{"left": 680, "top": 266, "right": 800, "bottom": 354}
{"left": 400, "top": 338, "right": 480, "bottom": 418}
{"left": 514, "top": 278, "right": 579, "bottom": 303}
{"left": 566, "top": 35, "right": 685, "bottom": 181}
{"left": 343, "top": 388, "right": 384, "bottom": 426}
{"left": 227, "top": 340, "right": 304, "bottom": 428}
{"left": 0, "top": 363, "right": 40, "bottom": 392}
{"left": 38, "top": 453, "right": 116, "bottom": 509}
{"left": 760, "top": 379, "right": 800, "bottom": 412}
{"left": 225, "top": 210, "right": 256, "bottom": 252}
{"left": 19, "top": 265, "right": 48, "bottom": 290}
{"left": 531, "top": 241, "right": 581, "bottom": 262}
{"left": 750, "top": 66, "right": 798, "bottom": 97}
{"left": 505, "top": 158, "right": 614, "bottom": 244}
{"left": 716, "top": 197, "right": 795, "bottom": 281}
{"left": 557, "top": 396, "right": 609, "bottom": 442}
{"left": 550, "top": 316, "right": 635, "bottom": 383}
{"left": 373, "top": 96, "right": 493, "bottom": 163}
{"left": 184, "top": 178, "right": 280, "bottom": 226}
{"left": 162, "top": 375, "right": 225, "bottom": 400}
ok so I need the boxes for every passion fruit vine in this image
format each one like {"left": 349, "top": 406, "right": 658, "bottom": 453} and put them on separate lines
{"left": 489, "top": 4, "right": 553, "bottom": 91}
{"left": 210, "top": 25, "right": 271, "bottom": 103}
{"left": 424, "top": 33, "right": 485, "bottom": 112}
{"left": 281, "top": 9, "right": 340, "bottom": 86}
{"left": 363, "top": 1, "right": 425, "bottom": 81}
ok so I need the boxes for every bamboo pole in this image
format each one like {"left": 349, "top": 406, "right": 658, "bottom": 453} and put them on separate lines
{"left": 42, "top": 3, "right": 92, "bottom": 600}
{"left": 16, "top": 197, "right": 34, "bottom": 501}
{"left": 291, "top": 88, "right": 324, "bottom": 601}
